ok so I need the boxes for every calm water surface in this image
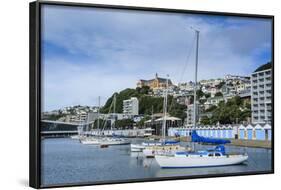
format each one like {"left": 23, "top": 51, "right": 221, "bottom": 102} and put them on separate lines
{"left": 41, "top": 138, "right": 272, "bottom": 186}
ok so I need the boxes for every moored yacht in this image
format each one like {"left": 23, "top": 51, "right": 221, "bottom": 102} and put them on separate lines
{"left": 99, "top": 137, "right": 130, "bottom": 146}
{"left": 155, "top": 145, "right": 248, "bottom": 168}
{"left": 80, "top": 136, "right": 101, "bottom": 145}
{"left": 155, "top": 28, "right": 248, "bottom": 168}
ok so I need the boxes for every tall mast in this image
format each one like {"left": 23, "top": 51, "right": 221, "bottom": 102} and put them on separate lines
{"left": 112, "top": 94, "right": 116, "bottom": 131}
{"left": 151, "top": 105, "right": 154, "bottom": 126}
{"left": 97, "top": 96, "right": 100, "bottom": 133}
{"left": 193, "top": 30, "right": 199, "bottom": 130}
{"left": 113, "top": 94, "right": 116, "bottom": 114}
{"left": 162, "top": 75, "right": 169, "bottom": 140}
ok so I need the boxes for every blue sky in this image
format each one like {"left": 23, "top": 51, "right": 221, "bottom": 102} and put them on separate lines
{"left": 41, "top": 5, "right": 272, "bottom": 111}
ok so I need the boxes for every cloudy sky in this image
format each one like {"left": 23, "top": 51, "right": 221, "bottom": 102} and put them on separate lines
{"left": 41, "top": 5, "right": 272, "bottom": 111}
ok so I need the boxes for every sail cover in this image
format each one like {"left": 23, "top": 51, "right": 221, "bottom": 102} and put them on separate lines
{"left": 191, "top": 130, "right": 231, "bottom": 144}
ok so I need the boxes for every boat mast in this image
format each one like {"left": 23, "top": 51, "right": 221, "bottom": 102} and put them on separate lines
{"left": 193, "top": 29, "right": 199, "bottom": 131}
{"left": 97, "top": 96, "right": 100, "bottom": 135}
{"left": 85, "top": 112, "right": 89, "bottom": 135}
{"left": 151, "top": 105, "right": 154, "bottom": 127}
{"left": 112, "top": 94, "right": 116, "bottom": 131}
{"left": 162, "top": 75, "right": 169, "bottom": 141}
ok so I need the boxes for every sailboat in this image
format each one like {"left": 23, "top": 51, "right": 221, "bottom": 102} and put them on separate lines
{"left": 155, "top": 28, "right": 248, "bottom": 168}
{"left": 141, "top": 75, "right": 187, "bottom": 157}
{"left": 80, "top": 96, "right": 103, "bottom": 145}
{"left": 98, "top": 94, "right": 131, "bottom": 146}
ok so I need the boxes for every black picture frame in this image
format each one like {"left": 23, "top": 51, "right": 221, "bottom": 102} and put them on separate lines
{"left": 29, "top": 1, "right": 274, "bottom": 188}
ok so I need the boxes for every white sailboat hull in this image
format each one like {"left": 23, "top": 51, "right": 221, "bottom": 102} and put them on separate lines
{"left": 130, "top": 144, "right": 145, "bottom": 152}
{"left": 155, "top": 154, "right": 248, "bottom": 168}
{"left": 100, "top": 139, "right": 130, "bottom": 146}
{"left": 80, "top": 139, "right": 100, "bottom": 145}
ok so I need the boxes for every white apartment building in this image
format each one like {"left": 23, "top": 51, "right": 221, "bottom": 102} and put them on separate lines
{"left": 251, "top": 63, "right": 272, "bottom": 124}
{"left": 123, "top": 97, "right": 139, "bottom": 115}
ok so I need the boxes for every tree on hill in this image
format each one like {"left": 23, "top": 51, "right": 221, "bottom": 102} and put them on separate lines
{"left": 136, "top": 115, "right": 151, "bottom": 128}
{"left": 214, "top": 92, "right": 223, "bottom": 97}
{"left": 100, "top": 89, "right": 140, "bottom": 113}
{"left": 217, "top": 81, "right": 225, "bottom": 89}
{"left": 136, "top": 86, "right": 152, "bottom": 95}
{"left": 203, "top": 96, "right": 250, "bottom": 124}
{"left": 115, "top": 119, "right": 134, "bottom": 129}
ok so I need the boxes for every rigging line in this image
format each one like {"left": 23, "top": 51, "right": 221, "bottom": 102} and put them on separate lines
{"left": 167, "top": 34, "right": 196, "bottom": 114}
{"left": 100, "top": 94, "right": 115, "bottom": 132}
{"left": 178, "top": 34, "right": 196, "bottom": 84}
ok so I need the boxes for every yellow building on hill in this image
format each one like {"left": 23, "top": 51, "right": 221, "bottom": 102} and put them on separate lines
{"left": 137, "top": 73, "right": 173, "bottom": 90}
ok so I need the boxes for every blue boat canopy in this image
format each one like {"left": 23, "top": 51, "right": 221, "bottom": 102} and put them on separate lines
{"left": 191, "top": 130, "right": 231, "bottom": 144}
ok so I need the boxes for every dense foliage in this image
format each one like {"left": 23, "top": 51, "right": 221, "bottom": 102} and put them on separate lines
{"left": 200, "top": 96, "right": 251, "bottom": 125}
{"left": 100, "top": 87, "right": 186, "bottom": 120}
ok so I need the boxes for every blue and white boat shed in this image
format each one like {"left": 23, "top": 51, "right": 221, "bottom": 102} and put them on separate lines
{"left": 226, "top": 124, "right": 234, "bottom": 139}
{"left": 200, "top": 126, "right": 206, "bottom": 136}
{"left": 239, "top": 124, "right": 246, "bottom": 140}
{"left": 254, "top": 124, "right": 265, "bottom": 140}
{"left": 220, "top": 125, "right": 227, "bottom": 138}
{"left": 246, "top": 124, "right": 254, "bottom": 140}
{"left": 203, "top": 125, "right": 210, "bottom": 137}
{"left": 215, "top": 125, "right": 221, "bottom": 138}
{"left": 221, "top": 125, "right": 232, "bottom": 139}
{"left": 215, "top": 126, "right": 221, "bottom": 138}
{"left": 209, "top": 125, "right": 215, "bottom": 138}
{"left": 264, "top": 123, "right": 271, "bottom": 141}
{"left": 202, "top": 126, "right": 208, "bottom": 137}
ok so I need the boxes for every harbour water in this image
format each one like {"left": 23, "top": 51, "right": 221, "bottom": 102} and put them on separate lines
{"left": 41, "top": 138, "right": 272, "bottom": 186}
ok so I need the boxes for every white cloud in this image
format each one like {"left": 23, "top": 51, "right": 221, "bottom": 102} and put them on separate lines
{"left": 41, "top": 5, "right": 272, "bottom": 111}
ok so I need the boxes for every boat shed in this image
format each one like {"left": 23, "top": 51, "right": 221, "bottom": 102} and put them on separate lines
{"left": 238, "top": 124, "right": 246, "bottom": 139}
{"left": 264, "top": 123, "right": 272, "bottom": 140}
{"left": 254, "top": 124, "right": 265, "bottom": 140}
{"left": 246, "top": 124, "right": 254, "bottom": 140}
{"left": 226, "top": 125, "right": 233, "bottom": 139}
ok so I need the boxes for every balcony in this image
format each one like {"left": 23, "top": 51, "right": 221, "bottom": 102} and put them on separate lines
{"left": 265, "top": 71, "right": 271, "bottom": 75}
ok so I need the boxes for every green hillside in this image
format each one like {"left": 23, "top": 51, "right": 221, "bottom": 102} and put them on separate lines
{"left": 100, "top": 87, "right": 186, "bottom": 120}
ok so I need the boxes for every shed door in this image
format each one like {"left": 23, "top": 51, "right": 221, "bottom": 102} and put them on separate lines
{"left": 256, "top": 129, "right": 265, "bottom": 140}
{"left": 239, "top": 129, "right": 245, "bottom": 139}
{"left": 247, "top": 129, "right": 253, "bottom": 140}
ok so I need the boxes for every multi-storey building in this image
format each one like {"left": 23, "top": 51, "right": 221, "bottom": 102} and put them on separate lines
{"left": 251, "top": 62, "right": 272, "bottom": 124}
{"left": 123, "top": 97, "right": 139, "bottom": 115}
